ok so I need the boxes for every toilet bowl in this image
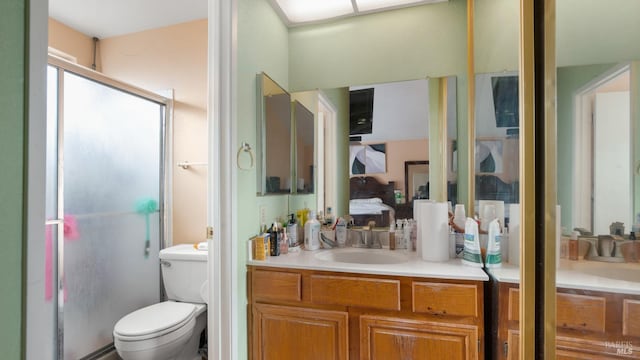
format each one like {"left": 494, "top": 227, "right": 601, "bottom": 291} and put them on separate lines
{"left": 113, "top": 244, "right": 208, "bottom": 360}
{"left": 114, "top": 302, "right": 206, "bottom": 360}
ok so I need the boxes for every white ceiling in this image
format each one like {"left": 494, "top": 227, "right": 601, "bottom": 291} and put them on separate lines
{"left": 49, "top": 0, "right": 208, "bottom": 39}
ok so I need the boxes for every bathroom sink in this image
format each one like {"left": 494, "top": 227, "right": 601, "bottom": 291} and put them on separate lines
{"left": 579, "top": 268, "right": 639, "bottom": 282}
{"left": 574, "top": 265, "right": 640, "bottom": 283}
{"left": 315, "top": 249, "right": 408, "bottom": 265}
{"left": 562, "top": 260, "right": 640, "bottom": 283}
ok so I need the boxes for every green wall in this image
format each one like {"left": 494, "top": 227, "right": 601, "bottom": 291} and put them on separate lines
{"left": 0, "top": 0, "right": 25, "bottom": 358}
{"left": 474, "top": 0, "right": 519, "bottom": 74}
{"left": 288, "top": 0, "right": 472, "bottom": 206}
{"left": 237, "top": 0, "right": 289, "bottom": 357}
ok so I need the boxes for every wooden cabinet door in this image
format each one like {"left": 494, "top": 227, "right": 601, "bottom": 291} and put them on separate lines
{"left": 505, "top": 330, "right": 518, "bottom": 360}
{"left": 506, "top": 331, "right": 638, "bottom": 359}
{"left": 360, "top": 315, "right": 480, "bottom": 360}
{"left": 252, "top": 303, "right": 349, "bottom": 360}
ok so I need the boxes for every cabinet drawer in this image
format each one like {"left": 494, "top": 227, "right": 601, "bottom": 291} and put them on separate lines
{"left": 310, "top": 275, "right": 400, "bottom": 310}
{"left": 412, "top": 282, "right": 478, "bottom": 317}
{"left": 252, "top": 270, "right": 301, "bottom": 302}
{"left": 508, "top": 289, "right": 606, "bottom": 333}
{"left": 557, "top": 293, "right": 606, "bottom": 333}
{"left": 623, "top": 299, "right": 640, "bottom": 337}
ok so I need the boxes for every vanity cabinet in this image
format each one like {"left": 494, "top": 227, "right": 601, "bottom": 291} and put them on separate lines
{"left": 360, "top": 315, "right": 479, "bottom": 359}
{"left": 252, "top": 303, "right": 349, "bottom": 360}
{"left": 493, "top": 282, "right": 640, "bottom": 359}
{"left": 248, "top": 266, "right": 485, "bottom": 360}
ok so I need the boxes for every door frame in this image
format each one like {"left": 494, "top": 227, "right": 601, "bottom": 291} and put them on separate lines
{"left": 207, "top": 0, "right": 237, "bottom": 359}
{"left": 572, "top": 63, "right": 630, "bottom": 231}
{"left": 317, "top": 91, "right": 338, "bottom": 216}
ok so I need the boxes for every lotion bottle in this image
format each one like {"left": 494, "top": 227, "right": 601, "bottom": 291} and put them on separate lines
{"left": 304, "top": 211, "right": 321, "bottom": 250}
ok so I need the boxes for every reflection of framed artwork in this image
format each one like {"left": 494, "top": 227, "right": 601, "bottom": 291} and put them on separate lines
{"left": 349, "top": 143, "right": 387, "bottom": 175}
{"left": 476, "top": 139, "right": 504, "bottom": 174}
{"left": 405, "top": 161, "right": 429, "bottom": 201}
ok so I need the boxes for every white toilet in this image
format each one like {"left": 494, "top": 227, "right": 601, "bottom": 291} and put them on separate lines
{"left": 113, "top": 244, "right": 208, "bottom": 360}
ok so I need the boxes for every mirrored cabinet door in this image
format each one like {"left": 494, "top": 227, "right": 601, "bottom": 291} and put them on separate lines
{"left": 256, "top": 72, "right": 292, "bottom": 195}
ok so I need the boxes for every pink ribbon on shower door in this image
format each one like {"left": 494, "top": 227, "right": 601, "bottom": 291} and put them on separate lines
{"left": 45, "top": 215, "right": 80, "bottom": 302}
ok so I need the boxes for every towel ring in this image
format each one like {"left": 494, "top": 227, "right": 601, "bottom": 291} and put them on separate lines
{"left": 237, "top": 142, "right": 254, "bottom": 170}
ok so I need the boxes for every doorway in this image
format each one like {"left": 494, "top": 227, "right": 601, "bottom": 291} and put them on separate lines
{"left": 573, "top": 64, "right": 631, "bottom": 234}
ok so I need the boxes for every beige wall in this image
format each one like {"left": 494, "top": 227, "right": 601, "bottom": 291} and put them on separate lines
{"left": 356, "top": 139, "right": 429, "bottom": 194}
{"left": 48, "top": 19, "right": 208, "bottom": 245}
{"left": 49, "top": 18, "right": 96, "bottom": 69}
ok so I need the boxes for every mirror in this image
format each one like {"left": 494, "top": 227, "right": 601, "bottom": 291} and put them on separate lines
{"left": 473, "top": 0, "right": 640, "bottom": 238}
{"left": 256, "top": 72, "right": 292, "bottom": 195}
{"left": 474, "top": 72, "right": 520, "bottom": 220}
{"left": 293, "top": 100, "right": 315, "bottom": 194}
{"left": 294, "top": 76, "right": 457, "bottom": 223}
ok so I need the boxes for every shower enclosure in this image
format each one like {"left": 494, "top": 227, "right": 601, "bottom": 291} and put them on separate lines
{"left": 44, "top": 57, "right": 170, "bottom": 359}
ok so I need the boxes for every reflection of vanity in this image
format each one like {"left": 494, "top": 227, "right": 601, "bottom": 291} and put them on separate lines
{"left": 487, "top": 262, "right": 640, "bottom": 359}
{"left": 247, "top": 251, "right": 488, "bottom": 360}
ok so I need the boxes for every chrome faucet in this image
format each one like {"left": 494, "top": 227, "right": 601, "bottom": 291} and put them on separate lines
{"left": 613, "top": 237, "right": 638, "bottom": 262}
{"left": 573, "top": 227, "right": 638, "bottom": 263}
{"left": 579, "top": 235, "right": 626, "bottom": 263}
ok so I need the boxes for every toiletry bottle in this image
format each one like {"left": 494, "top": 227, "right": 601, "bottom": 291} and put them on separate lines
{"left": 462, "top": 217, "right": 483, "bottom": 267}
{"left": 325, "top": 207, "right": 334, "bottom": 226}
{"left": 269, "top": 222, "right": 280, "bottom": 256}
{"left": 286, "top": 214, "right": 298, "bottom": 249}
{"left": 403, "top": 219, "right": 411, "bottom": 252}
{"left": 253, "top": 234, "right": 267, "bottom": 260}
{"left": 389, "top": 222, "right": 396, "bottom": 250}
{"left": 485, "top": 218, "right": 502, "bottom": 268}
{"left": 304, "top": 211, "right": 321, "bottom": 250}
{"left": 396, "top": 219, "right": 404, "bottom": 249}
{"left": 453, "top": 204, "right": 466, "bottom": 231}
{"left": 279, "top": 223, "right": 288, "bottom": 255}
{"left": 335, "top": 217, "right": 347, "bottom": 248}
{"left": 569, "top": 231, "right": 579, "bottom": 260}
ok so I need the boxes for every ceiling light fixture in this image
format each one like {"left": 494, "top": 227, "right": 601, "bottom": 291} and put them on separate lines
{"left": 273, "top": 0, "right": 353, "bottom": 24}
{"left": 271, "top": 0, "right": 448, "bottom": 26}
{"left": 356, "top": 0, "right": 447, "bottom": 13}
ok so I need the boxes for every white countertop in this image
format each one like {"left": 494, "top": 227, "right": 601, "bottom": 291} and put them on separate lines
{"left": 247, "top": 247, "right": 489, "bottom": 282}
{"left": 487, "top": 259, "right": 640, "bottom": 295}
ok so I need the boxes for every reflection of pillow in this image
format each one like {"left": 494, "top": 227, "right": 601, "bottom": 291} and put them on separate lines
{"left": 350, "top": 197, "right": 383, "bottom": 204}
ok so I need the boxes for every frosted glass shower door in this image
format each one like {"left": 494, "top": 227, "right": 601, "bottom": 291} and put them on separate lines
{"left": 62, "top": 71, "right": 164, "bottom": 359}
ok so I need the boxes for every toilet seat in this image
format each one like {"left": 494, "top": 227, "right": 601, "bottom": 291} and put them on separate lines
{"left": 114, "top": 301, "right": 196, "bottom": 342}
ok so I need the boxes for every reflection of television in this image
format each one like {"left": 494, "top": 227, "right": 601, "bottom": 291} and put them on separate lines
{"left": 349, "top": 88, "right": 374, "bottom": 135}
{"left": 491, "top": 76, "right": 519, "bottom": 128}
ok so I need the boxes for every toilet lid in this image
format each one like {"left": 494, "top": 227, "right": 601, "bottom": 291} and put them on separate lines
{"left": 114, "top": 301, "right": 196, "bottom": 340}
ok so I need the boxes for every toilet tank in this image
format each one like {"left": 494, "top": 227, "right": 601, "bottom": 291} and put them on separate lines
{"left": 159, "top": 244, "right": 208, "bottom": 304}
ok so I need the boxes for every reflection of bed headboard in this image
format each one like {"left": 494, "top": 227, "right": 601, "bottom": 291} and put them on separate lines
{"left": 349, "top": 176, "right": 396, "bottom": 208}
{"left": 476, "top": 174, "right": 519, "bottom": 203}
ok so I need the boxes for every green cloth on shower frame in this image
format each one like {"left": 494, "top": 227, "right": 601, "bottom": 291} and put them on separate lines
{"left": 136, "top": 198, "right": 158, "bottom": 258}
